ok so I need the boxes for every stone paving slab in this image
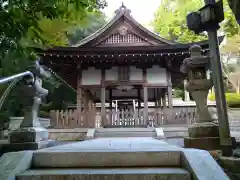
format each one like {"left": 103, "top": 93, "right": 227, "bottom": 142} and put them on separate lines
{"left": 18, "top": 168, "right": 190, "bottom": 180}
{"left": 32, "top": 138, "right": 182, "bottom": 168}
{"left": 37, "top": 137, "right": 182, "bottom": 152}
{"left": 0, "top": 151, "right": 33, "bottom": 180}
{"left": 19, "top": 168, "right": 190, "bottom": 175}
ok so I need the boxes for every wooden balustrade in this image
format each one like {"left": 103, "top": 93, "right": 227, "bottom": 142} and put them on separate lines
{"left": 49, "top": 108, "right": 96, "bottom": 129}
{"left": 49, "top": 106, "right": 202, "bottom": 128}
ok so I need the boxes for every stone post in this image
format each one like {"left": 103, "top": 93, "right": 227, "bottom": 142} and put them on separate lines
{"left": 180, "top": 45, "right": 221, "bottom": 150}
{"left": 8, "top": 60, "right": 55, "bottom": 151}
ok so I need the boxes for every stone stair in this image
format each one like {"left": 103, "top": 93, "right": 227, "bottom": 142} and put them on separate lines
{"left": 17, "top": 168, "right": 190, "bottom": 180}
{"left": 18, "top": 138, "right": 190, "bottom": 180}
{"left": 13, "top": 138, "right": 188, "bottom": 180}
{"left": 0, "top": 138, "right": 229, "bottom": 180}
{"left": 162, "top": 126, "right": 188, "bottom": 138}
{"left": 94, "top": 128, "right": 157, "bottom": 138}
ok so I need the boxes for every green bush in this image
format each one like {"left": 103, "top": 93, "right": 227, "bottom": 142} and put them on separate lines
{"left": 39, "top": 111, "right": 49, "bottom": 118}
{"left": 208, "top": 93, "right": 240, "bottom": 108}
{"left": 173, "top": 89, "right": 184, "bottom": 99}
{"left": 0, "top": 113, "right": 10, "bottom": 130}
{"left": 208, "top": 93, "right": 215, "bottom": 101}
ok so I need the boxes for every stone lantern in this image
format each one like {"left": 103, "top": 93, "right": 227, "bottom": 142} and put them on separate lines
{"left": 181, "top": 44, "right": 220, "bottom": 150}
{"left": 8, "top": 60, "right": 55, "bottom": 151}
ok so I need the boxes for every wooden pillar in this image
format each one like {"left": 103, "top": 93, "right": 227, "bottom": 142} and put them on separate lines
{"left": 109, "top": 89, "right": 113, "bottom": 124}
{"left": 155, "top": 88, "right": 161, "bottom": 126}
{"left": 162, "top": 92, "right": 167, "bottom": 109}
{"left": 168, "top": 86, "right": 173, "bottom": 108}
{"left": 92, "top": 102, "right": 96, "bottom": 128}
{"left": 83, "top": 91, "right": 89, "bottom": 127}
{"left": 88, "top": 98, "right": 92, "bottom": 128}
{"left": 162, "top": 91, "right": 167, "bottom": 125}
{"left": 167, "top": 71, "right": 173, "bottom": 108}
{"left": 154, "top": 88, "right": 158, "bottom": 108}
{"left": 88, "top": 100, "right": 95, "bottom": 128}
{"left": 158, "top": 89, "right": 162, "bottom": 109}
{"left": 109, "top": 89, "right": 113, "bottom": 110}
{"left": 137, "top": 88, "right": 141, "bottom": 110}
{"left": 101, "top": 69, "right": 106, "bottom": 127}
{"left": 101, "top": 87, "right": 106, "bottom": 127}
{"left": 143, "top": 86, "right": 148, "bottom": 126}
{"left": 77, "top": 64, "right": 82, "bottom": 126}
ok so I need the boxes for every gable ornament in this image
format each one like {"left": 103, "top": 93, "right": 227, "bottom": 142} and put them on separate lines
{"left": 118, "top": 26, "right": 128, "bottom": 36}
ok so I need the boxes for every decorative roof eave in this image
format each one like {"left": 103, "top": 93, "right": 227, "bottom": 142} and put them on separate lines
{"left": 38, "top": 36, "right": 224, "bottom": 55}
{"left": 72, "top": 4, "right": 177, "bottom": 47}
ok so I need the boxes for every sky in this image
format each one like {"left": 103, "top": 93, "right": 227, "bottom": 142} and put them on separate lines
{"left": 103, "top": 0, "right": 162, "bottom": 28}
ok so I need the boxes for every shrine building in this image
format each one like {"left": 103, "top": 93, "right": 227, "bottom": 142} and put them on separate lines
{"left": 39, "top": 5, "right": 220, "bottom": 128}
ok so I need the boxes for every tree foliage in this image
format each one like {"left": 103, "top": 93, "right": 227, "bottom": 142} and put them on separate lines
{"left": 221, "top": 35, "right": 240, "bottom": 56}
{"left": 0, "top": 0, "right": 107, "bottom": 120}
{"left": 151, "top": 0, "right": 207, "bottom": 42}
{"left": 227, "top": 0, "right": 240, "bottom": 24}
{"left": 151, "top": 0, "right": 239, "bottom": 43}
{"left": 0, "top": 0, "right": 107, "bottom": 53}
{"left": 68, "top": 12, "right": 107, "bottom": 45}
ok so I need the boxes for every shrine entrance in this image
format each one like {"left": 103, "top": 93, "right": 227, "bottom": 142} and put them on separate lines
{"left": 116, "top": 100, "right": 136, "bottom": 112}
{"left": 109, "top": 99, "right": 141, "bottom": 127}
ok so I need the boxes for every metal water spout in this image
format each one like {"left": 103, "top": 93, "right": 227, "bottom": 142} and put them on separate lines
{"left": 0, "top": 71, "right": 34, "bottom": 112}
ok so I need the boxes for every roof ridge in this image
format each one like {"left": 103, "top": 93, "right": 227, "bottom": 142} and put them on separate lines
{"left": 72, "top": 4, "right": 180, "bottom": 47}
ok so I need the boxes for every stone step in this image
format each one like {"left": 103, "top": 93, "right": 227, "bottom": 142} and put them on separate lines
{"left": 163, "top": 131, "right": 188, "bottom": 138}
{"left": 230, "top": 126, "right": 240, "bottom": 131}
{"left": 95, "top": 132, "right": 156, "bottom": 138}
{"left": 17, "top": 168, "right": 190, "bottom": 180}
{"left": 95, "top": 128, "right": 157, "bottom": 138}
{"left": 32, "top": 138, "right": 181, "bottom": 168}
{"left": 32, "top": 150, "right": 180, "bottom": 168}
{"left": 95, "top": 128, "right": 156, "bottom": 132}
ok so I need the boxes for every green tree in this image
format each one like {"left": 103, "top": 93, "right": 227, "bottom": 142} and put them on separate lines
{"left": 0, "top": 0, "right": 107, "bottom": 82}
{"left": 151, "top": 0, "right": 207, "bottom": 42}
{"left": 0, "top": 0, "right": 107, "bottom": 52}
{"left": 0, "top": 0, "right": 107, "bottom": 120}
{"left": 221, "top": 35, "right": 240, "bottom": 57}
{"left": 227, "top": 0, "right": 240, "bottom": 25}
{"left": 68, "top": 12, "right": 107, "bottom": 45}
{"left": 151, "top": 0, "right": 239, "bottom": 43}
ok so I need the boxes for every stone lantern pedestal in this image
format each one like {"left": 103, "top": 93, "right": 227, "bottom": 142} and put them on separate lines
{"left": 5, "top": 61, "right": 55, "bottom": 152}
{"left": 181, "top": 45, "right": 220, "bottom": 150}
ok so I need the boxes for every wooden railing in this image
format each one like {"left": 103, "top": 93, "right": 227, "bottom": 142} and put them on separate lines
{"left": 105, "top": 110, "right": 143, "bottom": 127}
{"left": 49, "top": 106, "right": 201, "bottom": 128}
{"left": 49, "top": 108, "right": 98, "bottom": 129}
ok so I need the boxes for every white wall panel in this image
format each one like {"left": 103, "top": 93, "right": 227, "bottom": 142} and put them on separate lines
{"left": 129, "top": 66, "right": 143, "bottom": 81}
{"left": 146, "top": 66, "right": 167, "bottom": 84}
{"left": 81, "top": 67, "right": 101, "bottom": 85}
{"left": 105, "top": 67, "right": 118, "bottom": 81}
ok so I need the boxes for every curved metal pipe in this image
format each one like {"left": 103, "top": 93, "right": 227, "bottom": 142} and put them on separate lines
{"left": 0, "top": 71, "right": 34, "bottom": 84}
{"left": 0, "top": 79, "right": 19, "bottom": 111}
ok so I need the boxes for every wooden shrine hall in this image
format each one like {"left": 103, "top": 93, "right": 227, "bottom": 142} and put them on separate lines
{"left": 39, "top": 5, "right": 218, "bottom": 128}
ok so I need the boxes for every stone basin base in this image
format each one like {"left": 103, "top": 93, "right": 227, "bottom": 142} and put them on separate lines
{"left": 188, "top": 122, "right": 219, "bottom": 138}
{"left": 184, "top": 137, "right": 220, "bottom": 150}
{"left": 1, "top": 139, "right": 55, "bottom": 153}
